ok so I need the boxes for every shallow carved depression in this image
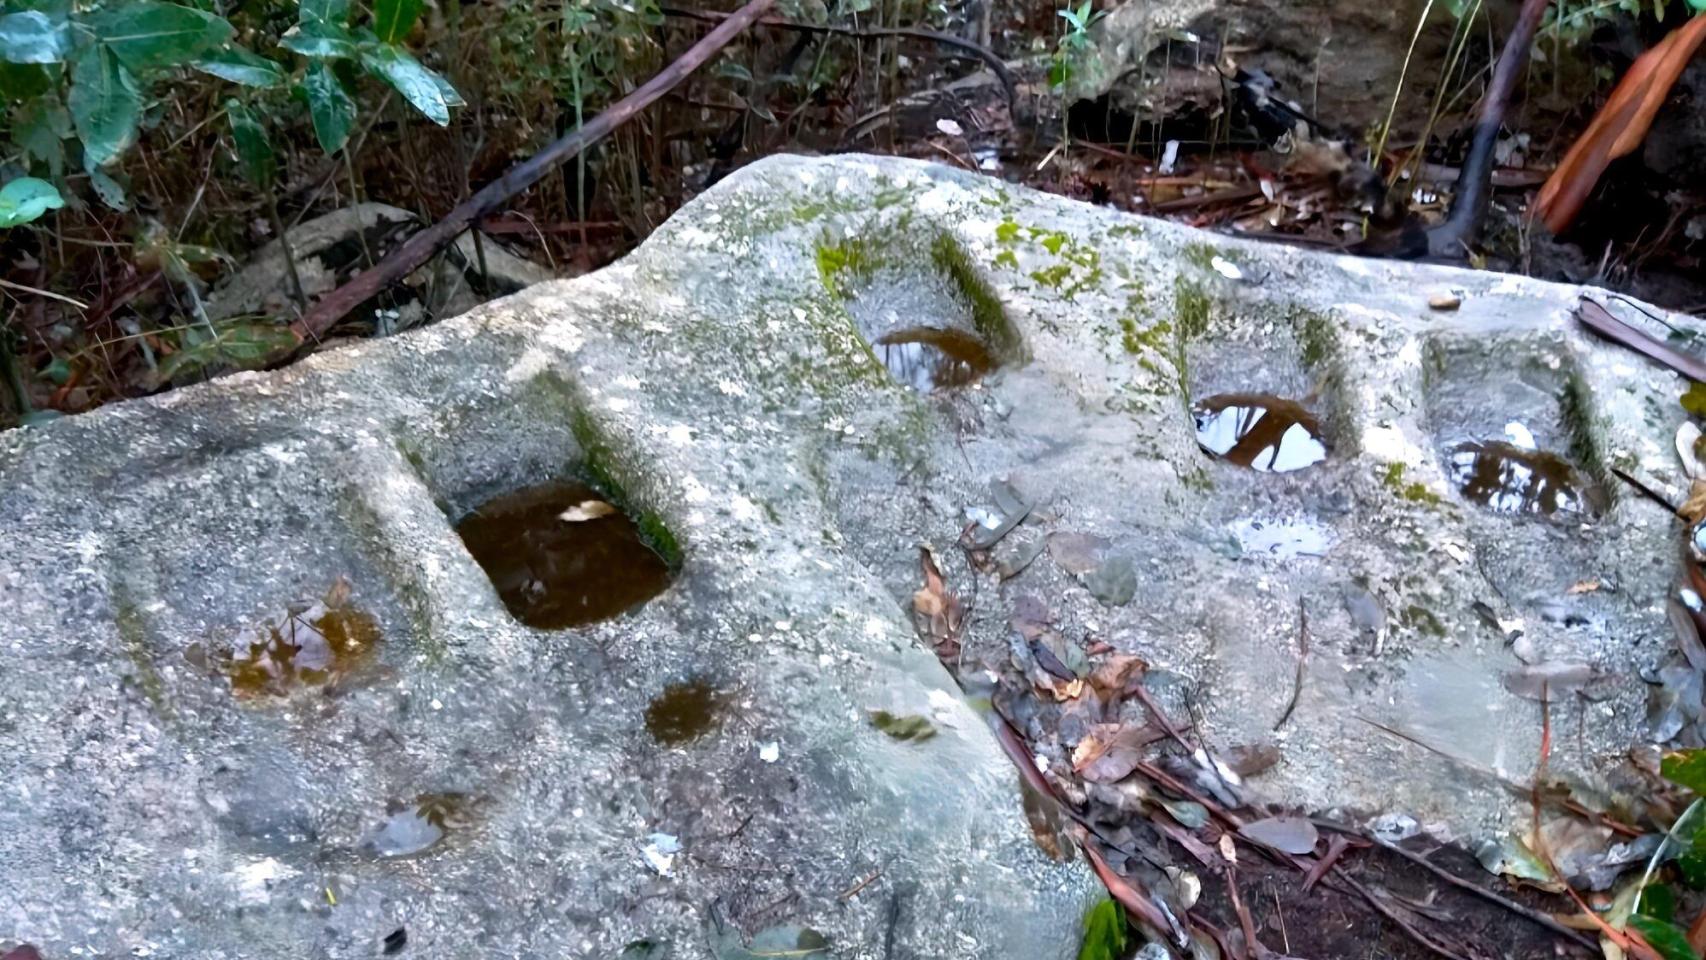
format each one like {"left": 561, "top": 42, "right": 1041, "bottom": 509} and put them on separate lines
{"left": 1192, "top": 393, "right": 1328, "bottom": 472}
{"left": 455, "top": 480, "right": 674, "bottom": 629}
{"left": 644, "top": 678, "right": 726, "bottom": 745}
{"left": 1446, "top": 438, "right": 1601, "bottom": 518}
{"left": 211, "top": 577, "right": 382, "bottom": 697}
{"left": 818, "top": 232, "right": 1014, "bottom": 392}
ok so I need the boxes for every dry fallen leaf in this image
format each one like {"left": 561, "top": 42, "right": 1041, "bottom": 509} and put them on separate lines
{"left": 913, "top": 548, "right": 964, "bottom": 657}
{"left": 1239, "top": 816, "right": 1319, "bottom": 855}
{"left": 1218, "top": 833, "right": 1238, "bottom": 864}
{"left": 1087, "top": 653, "right": 1147, "bottom": 703}
{"left": 559, "top": 500, "right": 617, "bottom": 522}
{"left": 1072, "top": 722, "right": 1165, "bottom": 782}
{"left": 1566, "top": 579, "right": 1602, "bottom": 595}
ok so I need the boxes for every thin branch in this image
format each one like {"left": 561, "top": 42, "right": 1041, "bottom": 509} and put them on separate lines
{"left": 0, "top": 279, "right": 89, "bottom": 310}
{"left": 291, "top": 0, "right": 777, "bottom": 342}
{"left": 1273, "top": 600, "right": 1308, "bottom": 731}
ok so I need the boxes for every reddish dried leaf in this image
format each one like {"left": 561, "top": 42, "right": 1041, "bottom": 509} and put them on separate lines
{"left": 1073, "top": 722, "right": 1165, "bottom": 782}
{"left": 1087, "top": 653, "right": 1147, "bottom": 702}
{"left": 1534, "top": 14, "right": 1706, "bottom": 233}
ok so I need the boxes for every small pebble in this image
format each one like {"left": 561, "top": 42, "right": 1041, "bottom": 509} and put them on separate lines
{"left": 1429, "top": 293, "right": 1462, "bottom": 311}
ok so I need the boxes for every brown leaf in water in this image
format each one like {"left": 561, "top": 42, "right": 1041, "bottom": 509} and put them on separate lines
{"left": 1073, "top": 722, "right": 1166, "bottom": 782}
{"left": 559, "top": 500, "right": 617, "bottom": 522}
{"left": 1566, "top": 579, "right": 1602, "bottom": 595}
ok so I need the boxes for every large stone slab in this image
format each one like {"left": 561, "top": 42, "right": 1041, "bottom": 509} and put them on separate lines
{"left": 2, "top": 154, "right": 1700, "bottom": 958}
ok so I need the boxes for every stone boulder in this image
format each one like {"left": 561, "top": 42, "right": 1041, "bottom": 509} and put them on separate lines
{"left": 2, "top": 153, "right": 1701, "bottom": 958}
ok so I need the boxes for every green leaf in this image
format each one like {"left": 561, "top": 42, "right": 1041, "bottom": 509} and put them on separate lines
{"left": 194, "top": 45, "right": 285, "bottom": 86}
{"left": 299, "top": 0, "right": 351, "bottom": 28}
{"left": 299, "top": 60, "right": 354, "bottom": 152}
{"left": 372, "top": 0, "right": 422, "bottom": 43}
{"left": 38, "top": 355, "right": 70, "bottom": 384}
{"left": 714, "top": 60, "right": 752, "bottom": 83}
{"left": 151, "top": 320, "right": 298, "bottom": 387}
{"left": 0, "top": 10, "right": 70, "bottom": 63}
{"left": 14, "top": 99, "right": 69, "bottom": 175}
{"left": 358, "top": 42, "right": 453, "bottom": 124}
{"left": 1078, "top": 897, "right": 1127, "bottom": 960}
{"left": 867, "top": 710, "right": 935, "bottom": 741}
{"left": 68, "top": 44, "right": 142, "bottom": 166}
{"left": 280, "top": 22, "right": 358, "bottom": 58}
{"left": 225, "top": 99, "right": 275, "bottom": 186}
{"left": 1640, "top": 883, "right": 1678, "bottom": 923}
{"left": 88, "top": 166, "right": 127, "bottom": 210}
{"left": 85, "top": 1, "right": 233, "bottom": 72}
{"left": 1663, "top": 750, "right": 1706, "bottom": 795}
{"left": 1047, "top": 58, "right": 1070, "bottom": 88}
{"left": 1680, "top": 850, "right": 1706, "bottom": 889}
{"left": 0, "top": 175, "right": 63, "bottom": 228}
{"left": 1628, "top": 915, "right": 1700, "bottom": 960}
{"left": 0, "top": 61, "right": 51, "bottom": 99}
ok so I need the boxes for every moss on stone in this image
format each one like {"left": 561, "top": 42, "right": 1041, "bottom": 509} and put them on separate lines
{"left": 1378, "top": 462, "right": 1443, "bottom": 505}
{"left": 1181, "top": 241, "right": 1220, "bottom": 272}
{"left": 115, "top": 598, "right": 172, "bottom": 721}
{"left": 1401, "top": 604, "right": 1446, "bottom": 637}
{"left": 1121, "top": 317, "right": 1174, "bottom": 357}
{"left": 1559, "top": 368, "right": 1612, "bottom": 499}
{"left": 931, "top": 233, "right": 1025, "bottom": 361}
{"left": 816, "top": 237, "right": 875, "bottom": 298}
{"left": 1174, "top": 278, "right": 1210, "bottom": 340}
{"left": 1296, "top": 308, "right": 1337, "bottom": 368}
{"left": 569, "top": 408, "right": 685, "bottom": 569}
{"left": 1031, "top": 264, "right": 1072, "bottom": 288}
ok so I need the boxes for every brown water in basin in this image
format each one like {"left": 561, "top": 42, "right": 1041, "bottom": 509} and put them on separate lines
{"left": 222, "top": 577, "right": 380, "bottom": 696}
{"left": 455, "top": 481, "right": 672, "bottom": 629}
{"left": 645, "top": 679, "right": 724, "bottom": 745}
{"left": 1446, "top": 441, "right": 1598, "bottom": 517}
{"left": 1192, "top": 393, "right": 1327, "bottom": 472}
{"left": 874, "top": 326, "right": 996, "bottom": 392}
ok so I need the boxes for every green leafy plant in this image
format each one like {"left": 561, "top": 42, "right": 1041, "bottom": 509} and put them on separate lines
{"left": 1613, "top": 752, "right": 1706, "bottom": 958}
{"left": 0, "top": 0, "right": 461, "bottom": 200}
{"left": 1049, "top": 0, "right": 1104, "bottom": 89}
{"left": 0, "top": 174, "right": 61, "bottom": 226}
